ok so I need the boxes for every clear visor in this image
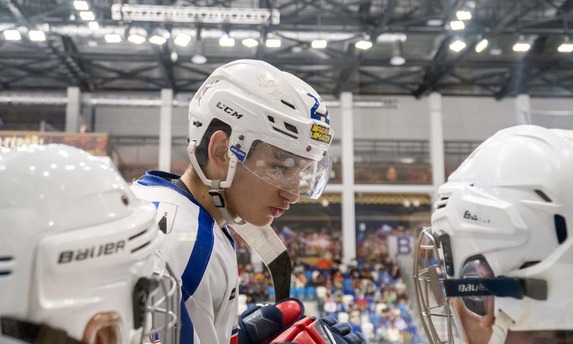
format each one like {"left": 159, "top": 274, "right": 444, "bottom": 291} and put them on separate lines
{"left": 237, "top": 140, "right": 332, "bottom": 199}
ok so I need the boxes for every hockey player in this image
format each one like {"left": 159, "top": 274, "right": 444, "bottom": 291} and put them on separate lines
{"left": 413, "top": 125, "right": 573, "bottom": 344}
{"left": 130, "top": 59, "right": 341, "bottom": 343}
{"left": 0, "top": 144, "right": 180, "bottom": 344}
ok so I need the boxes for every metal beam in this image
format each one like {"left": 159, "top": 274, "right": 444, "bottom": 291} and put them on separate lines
{"left": 111, "top": 4, "right": 280, "bottom": 25}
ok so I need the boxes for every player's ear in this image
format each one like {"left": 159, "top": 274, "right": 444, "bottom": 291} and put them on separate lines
{"left": 207, "top": 130, "right": 230, "bottom": 176}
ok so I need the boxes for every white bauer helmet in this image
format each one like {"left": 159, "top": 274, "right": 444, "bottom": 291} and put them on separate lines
{"left": 0, "top": 144, "right": 180, "bottom": 344}
{"left": 414, "top": 125, "right": 573, "bottom": 344}
{"left": 187, "top": 59, "right": 333, "bottom": 224}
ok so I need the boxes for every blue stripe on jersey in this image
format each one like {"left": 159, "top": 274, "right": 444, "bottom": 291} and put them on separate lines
{"left": 137, "top": 170, "right": 233, "bottom": 299}
{"left": 181, "top": 205, "right": 215, "bottom": 300}
{"left": 179, "top": 298, "right": 194, "bottom": 344}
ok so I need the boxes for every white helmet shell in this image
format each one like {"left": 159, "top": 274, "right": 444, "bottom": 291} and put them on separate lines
{"left": 415, "top": 125, "right": 573, "bottom": 343}
{"left": 0, "top": 144, "right": 179, "bottom": 344}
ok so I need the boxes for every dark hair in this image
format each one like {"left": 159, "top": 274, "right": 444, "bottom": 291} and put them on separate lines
{"left": 195, "top": 118, "right": 232, "bottom": 168}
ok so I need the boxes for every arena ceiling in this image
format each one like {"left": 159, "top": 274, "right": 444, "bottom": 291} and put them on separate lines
{"left": 2, "top": 0, "right": 573, "bottom": 99}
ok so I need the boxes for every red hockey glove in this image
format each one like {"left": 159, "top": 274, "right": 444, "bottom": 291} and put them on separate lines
{"left": 270, "top": 315, "right": 365, "bottom": 344}
{"left": 238, "top": 298, "right": 305, "bottom": 344}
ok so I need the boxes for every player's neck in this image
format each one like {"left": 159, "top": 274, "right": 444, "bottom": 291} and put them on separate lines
{"left": 182, "top": 169, "right": 227, "bottom": 226}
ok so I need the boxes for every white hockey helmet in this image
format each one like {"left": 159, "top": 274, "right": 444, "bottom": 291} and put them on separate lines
{"left": 187, "top": 59, "right": 333, "bottom": 203}
{"left": 414, "top": 125, "right": 573, "bottom": 344}
{"left": 0, "top": 145, "right": 179, "bottom": 344}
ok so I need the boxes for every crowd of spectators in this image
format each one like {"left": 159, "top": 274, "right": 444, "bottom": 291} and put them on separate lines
{"left": 233, "top": 225, "right": 423, "bottom": 344}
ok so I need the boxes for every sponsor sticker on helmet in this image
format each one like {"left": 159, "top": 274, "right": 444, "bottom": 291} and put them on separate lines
{"left": 230, "top": 144, "right": 247, "bottom": 162}
{"left": 310, "top": 123, "right": 332, "bottom": 143}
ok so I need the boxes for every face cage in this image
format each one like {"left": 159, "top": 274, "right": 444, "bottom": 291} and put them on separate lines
{"left": 413, "top": 227, "right": 456, "bottom": 344}
{"left": 138, "top": 259, "right": 181, "bottom": 344}
{"left": 237, "top": 141, "right": 332, "bottom": 200}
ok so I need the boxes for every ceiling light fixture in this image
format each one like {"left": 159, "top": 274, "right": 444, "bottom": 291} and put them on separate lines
{"left": 128, "top": 34, "right": 146, "bottom": 44}
{"left": 475, "top": 38, "right": 488, "bottom": 53}
{"left": 355, "top": 40, "right": 373, "bottom": 50}
{"left": 558, "top": 43, "right": 573, "bottom": 52}
{"left": 449, "top": 39, "right": 467, "bottom": 52}
{"left": 79, "top": 11, "right": 95, "bottom": 21}
{"left": 265, "top": 38, "right": 281, "bottom": 48}
{"left": 28, "top": 30, "right": 46, "bottom": 42}
{"left": 311, "top": 39, "right": 327, "bottom": 49}
{"left": 426, "top": 19, "right": 443, "bottom": 27}
{"left": 456, "top": 10, "right": 472, "bottom": 21}
{"left": 3, "top": 30, "right": 21, "bottom": 41}
{"left": 88, "top": 21, "right": 99, "bottom": 30}
{"left": 242, "top": 37, "right": 259, "bottom": 48}
{"left": 512, "top": 42, "right": 531, "bottom": 52}
{"left": 390, "top": 56, "right": 406, "bottom": 65}
{"left": 174, "top": 33, "right": 191, "bottom": 47}
{"left": 376, "top": 33, "right": 407, "bottom": 42}
{"left": 191, "top": 54, "right": 207, "bottom": 64}
{"left": 219, "top": 34, "right": 235, "bottom": 47}
{"left": 73, "top": 0, "right": 90, "bottom": 11}
{"left": 449, "top": 20, "right": 465, "bottom": 31}
{"left": 104, "top": 33, "right": 122, "bottom": 43}
{"left": 149, "top": 34, "right": 167, "bottom": 45}
{"left": 558, "top": 37, "right": 573, "bottom": 53}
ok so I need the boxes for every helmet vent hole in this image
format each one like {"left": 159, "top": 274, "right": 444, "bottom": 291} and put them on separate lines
{"left": 0, "top": 256, "right": 13, "bottom": 276}
{"left": 519, "top": 261, "right": 540, "bottom": 269}
{"left": 121, "top": 194, "right": 129, "bottom": 206}
{"left": 555, "top": 214, "right": 568, "bottom": 244}
{"left": 284, "top": 122, "right": 298, "bottom": 134}
{"left": 267, "top": 115, "right": 275, "bottom": 123}
{"left": 534, "top": 189, "right": 552, "bottom": 202}
{"left": 281, "top": 100, "right": 296, "bottom": 110}
{"left": 436, "top": 196, "right": 449, "bottom": 209}
{"left": 272, "top": 127, "right": 298, "bottom": 139}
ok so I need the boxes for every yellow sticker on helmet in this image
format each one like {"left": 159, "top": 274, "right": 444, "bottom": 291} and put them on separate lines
{"left": 310, "top": 123, "right": 332, "bottom": 143}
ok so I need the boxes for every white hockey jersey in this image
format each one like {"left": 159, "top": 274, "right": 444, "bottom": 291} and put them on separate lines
{"left": 131, "top": 170, "right": 239, "bottom": 344}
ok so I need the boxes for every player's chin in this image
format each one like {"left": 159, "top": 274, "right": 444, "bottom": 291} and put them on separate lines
{"left": 245, "top": 214, "right": 274, "bottom": 227}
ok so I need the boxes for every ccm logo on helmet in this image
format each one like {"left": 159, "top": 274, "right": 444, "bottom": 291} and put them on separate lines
{"left": 58, "top": 240, "right": 126, "bottom": 264}
{"left": 216, "top": 101, "right": 243, "bottom": 119}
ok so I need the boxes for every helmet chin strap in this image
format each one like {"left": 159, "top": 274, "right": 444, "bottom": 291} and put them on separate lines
{"left": 188, "top": 142, "right": 245, "bottom": 226}
{"left": 488, "top": 310, "right": 513, "bottom": 344}
{"left": 209, "top": 179, "right": 245, "bottom": 227}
